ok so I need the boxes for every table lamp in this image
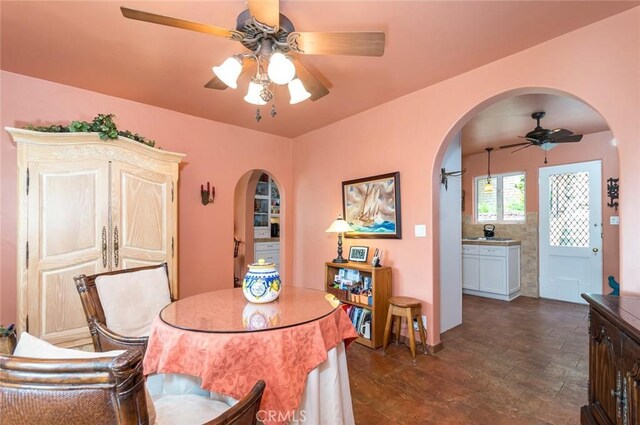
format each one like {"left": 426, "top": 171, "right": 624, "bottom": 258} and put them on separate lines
{"left": 326, "top": 216, "right": 353, "bottom": 263}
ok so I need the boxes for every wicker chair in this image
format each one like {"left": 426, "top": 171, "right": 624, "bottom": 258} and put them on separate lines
{"left": 0, "top": 348, "right": 266, "bottom": 425}
{"left": 0, "top": 349, "right": 149, "bottom": 424}
{"left": 74, "top": 263, "right": 172, "bottom": 353}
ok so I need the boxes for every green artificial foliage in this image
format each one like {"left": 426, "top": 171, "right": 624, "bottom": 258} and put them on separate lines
{"left": 25, "top": 114, "right": 156, "bottom": 147}
{"left": 0, "top": 323, "right": 15, "bottom": 337}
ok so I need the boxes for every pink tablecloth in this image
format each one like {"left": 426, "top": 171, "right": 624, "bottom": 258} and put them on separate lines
{"left": 143, "top": 308, "right": 358, "bottom": 422}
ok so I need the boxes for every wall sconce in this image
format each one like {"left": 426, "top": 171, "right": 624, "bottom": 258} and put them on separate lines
{"left": 201, "top": 182, "right": 215, "bottom": 205}
{"left": 607, "top": 177, "right": 619, "bottom": 211}
{"left": 440, "top": 167, "right": 466, "bottom": 191}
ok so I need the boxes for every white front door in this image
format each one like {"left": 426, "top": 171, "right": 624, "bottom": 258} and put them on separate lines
{"left": 539, "top": 160, "right": 603, "bottom": 303}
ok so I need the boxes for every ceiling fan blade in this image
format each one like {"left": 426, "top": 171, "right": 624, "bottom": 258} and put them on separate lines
{"left": 288, "top": 32, "right": 385, "bottom": 56}
{"left": 551, "top": 134, "right": 583, "bottom": 143}
{"left": 512, "top": 144, "right": 534, "bottom": 153}
{"left": 290, "top": 57, "right": 329, "bottom": 101}
{"left": 248, "top": 0, "right": 280, "bottom": 28}
{"left": 500, "top": 142, "right": 530, "bottom": 149}
{"left": 120, "top": 7, "right": 239, "bottom": 39}
{"left": 517, "top": 135, "right": 539, "bottom": 143}
{"left": 548, "top": 128, "right": 573, "bottom": 139}
{"left": 203, "top": 76, "right": 228, "bottom": 90}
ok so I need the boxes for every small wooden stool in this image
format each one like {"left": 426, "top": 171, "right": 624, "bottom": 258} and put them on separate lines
{"left": 382, "top": 296, "right": 428, "bottom": 364}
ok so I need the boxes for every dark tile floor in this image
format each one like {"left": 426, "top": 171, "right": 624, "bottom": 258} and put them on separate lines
{"left": 347, "top": 295, "right": 589, "bottom": 424}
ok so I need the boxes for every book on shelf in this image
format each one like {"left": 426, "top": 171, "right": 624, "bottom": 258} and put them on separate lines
{"left": 345, "top": 305, "right": 372, "bottom": 340}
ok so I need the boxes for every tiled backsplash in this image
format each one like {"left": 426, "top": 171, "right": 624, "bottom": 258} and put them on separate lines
{"left": 462, "top": 213, "right": 539, "bottom": 297}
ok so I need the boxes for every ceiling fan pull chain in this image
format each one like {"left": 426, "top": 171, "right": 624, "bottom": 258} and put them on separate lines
{"left": 544, "top": 151, "right": 548, "bottom": 164}
{"left": 271, "top": 104, "right": 277, "bottom": 118}
{"left": 255, "top": 108, "right": 262, "bottom": 122}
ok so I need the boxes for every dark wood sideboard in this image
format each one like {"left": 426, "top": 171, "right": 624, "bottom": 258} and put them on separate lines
{"left": 582, "top": 294, "right": 640, "bottom": 425}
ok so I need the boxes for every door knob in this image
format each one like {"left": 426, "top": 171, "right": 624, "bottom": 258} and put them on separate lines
{"left": 593, "top": 248, "right": 599, "bottom": 253}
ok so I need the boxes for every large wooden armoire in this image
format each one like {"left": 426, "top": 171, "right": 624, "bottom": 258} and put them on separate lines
{"left": 7, "top": 128, "right": 185, "bottom": 347}
{"left": 582, "top": 294, "right": 640, "bottom": 425}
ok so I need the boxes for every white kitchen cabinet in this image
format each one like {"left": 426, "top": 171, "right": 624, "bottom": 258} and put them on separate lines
{"left": 254, "top": 241, "right": 280, "bottom": 272}
{"left": 462, "top": 245, "right": 479, "bottom": 290}
{"left": 462, "top": 243, "right": 520, "bottom": 301}
{"left": 8, "top": 128, "right": 184, "bottom": 347}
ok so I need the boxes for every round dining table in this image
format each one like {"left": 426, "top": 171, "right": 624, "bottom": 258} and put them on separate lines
{"left": 143, "top": 287, "right": 358, "bottom": 425}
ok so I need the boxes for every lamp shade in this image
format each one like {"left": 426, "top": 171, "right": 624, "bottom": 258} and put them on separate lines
{"left": 267, "top": 52, "right": 296, "bottom": 85}
{"left": 484, "top": 179, "right": 494, "bottom": 193}
{"left": 212, "top": 56, "right": 243, "bottom": 89}
{"left": 244, "top": 80, "right": 267, "bottom": 105}
{"left": 326, "top": 217, "right": 353, "bottom": 233}
{"left": 288, "top": 78, "right": 311, "bottom": 104}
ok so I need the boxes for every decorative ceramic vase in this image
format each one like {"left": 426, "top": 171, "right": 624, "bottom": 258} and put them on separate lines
{"left": 242, "top": 302, "right": 281, "bottom": 330}
{"left": 242, "top": 259, "right": 281, "bottom": 303}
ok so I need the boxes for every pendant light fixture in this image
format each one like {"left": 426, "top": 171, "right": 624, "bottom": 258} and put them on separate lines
{"left": 484, "top": 147, "right": 494, "bottom": 193}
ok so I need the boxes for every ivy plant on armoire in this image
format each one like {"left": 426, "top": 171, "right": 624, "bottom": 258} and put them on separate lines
{"left": 7, "top": 128, "right": 185, "bottom": 347}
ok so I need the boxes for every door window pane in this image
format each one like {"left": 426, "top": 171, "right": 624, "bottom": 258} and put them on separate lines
{"left": 549, "top": 171, "right": 589, "bottom": 247}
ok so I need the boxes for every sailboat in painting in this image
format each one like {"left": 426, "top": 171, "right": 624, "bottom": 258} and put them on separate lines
{"left": 344, "top": 174, "right": 399, "bottom": 235}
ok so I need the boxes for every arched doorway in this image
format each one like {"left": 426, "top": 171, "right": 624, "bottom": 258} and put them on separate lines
{"left": 233, "top": 169, "right": 282, "bottom": 287}
{"left": 434, "top": 89, "right": 618, "bottom": 337}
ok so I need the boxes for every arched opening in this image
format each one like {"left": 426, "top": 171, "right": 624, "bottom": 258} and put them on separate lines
{"left": 233, "top": 169, "right": 283, "bottom": 287}
{"left": 433, "top": 88, "right": 618, "bottom": 339}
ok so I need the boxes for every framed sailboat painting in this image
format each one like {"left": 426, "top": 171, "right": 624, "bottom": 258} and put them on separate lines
{"left": 342, "top": 172, "right": 401, "bottom": 239}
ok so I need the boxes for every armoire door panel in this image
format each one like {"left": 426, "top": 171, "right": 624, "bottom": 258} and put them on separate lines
{"left": 27, "top": 161, "right": 109, "bottom": 343}
{"left": 30, "top": 162, "right": 109, "bottom": 263}
{"left": 112, "top": 163, "right": 172, "bottom": 260}
{"left": 41, "top": 172, "right": 97, "bottom": 257}
{"left": 36, "top": 261, "right": 100, "bottom": 343}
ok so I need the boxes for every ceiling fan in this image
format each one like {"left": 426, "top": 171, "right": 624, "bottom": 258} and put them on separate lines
{"left": 500, "top": 111, "right": 584, "bottom": 153}
{"left": 120, "top": 1, "right": 385, "bottom": 119}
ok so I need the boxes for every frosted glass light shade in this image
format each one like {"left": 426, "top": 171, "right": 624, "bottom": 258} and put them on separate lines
{"left": 212, "top": 56, "right": 242, "bottom": 89}
{"left": 288, "top": 78, "right": 311, "bottom": 104}
{"left": 244, "top": 81, "right": 267, "bottom": 105}
{"left": 484, "top": 180, "right": 494, "bottom": 193}
{"left": 267, "top": 52, "right": 296, "bottom": 85}
{"left": 326, "top": 218, "right": 353, "bottom": 233}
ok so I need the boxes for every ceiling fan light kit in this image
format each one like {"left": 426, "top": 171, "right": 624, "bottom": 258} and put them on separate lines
{"left": 120, "top": 1, "right": 385, "bottom": 122}
{"left": 212, "top": 56, "right": 243, "bottom": 89}
{"left": 267, "top": 51, "right": 296, "bottom": 85}
{"left": 288, "top": 78, "right": 311, "bottom": 104}
{"left": 244, "top": 79, "right": 268, "bottom": 106}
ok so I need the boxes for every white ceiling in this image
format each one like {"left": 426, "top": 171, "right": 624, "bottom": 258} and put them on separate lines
{"left": 1, "top": 1, "right": 634, "bottom": 139}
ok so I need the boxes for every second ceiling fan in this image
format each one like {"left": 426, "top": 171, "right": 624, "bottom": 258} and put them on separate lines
{"left": 500, "top": 111, "right": 584, "bottom": 153}
{"left": 120, "top": 0, "right": 385, "bottom": 118}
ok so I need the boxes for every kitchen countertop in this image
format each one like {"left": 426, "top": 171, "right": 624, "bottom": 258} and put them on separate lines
{"left": 462, "top": 238, "right": 521, "bottom": 246}
{"left": 255, "top": 237, "right": 280, "bottom": 243}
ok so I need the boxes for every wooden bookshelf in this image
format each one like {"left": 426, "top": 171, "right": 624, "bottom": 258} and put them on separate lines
{"left": 325, "top": 262, "right": 392, "bottom": 349}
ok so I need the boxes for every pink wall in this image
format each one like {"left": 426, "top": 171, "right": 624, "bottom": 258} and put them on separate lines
{"left": 292, "top": 8, "right": 639, "bottom": 346}
{"left": 0, "top": 71, "right": 294, "bottom": 324}
{"left": 461, "top": 131, "right": 620, "bottom": 288}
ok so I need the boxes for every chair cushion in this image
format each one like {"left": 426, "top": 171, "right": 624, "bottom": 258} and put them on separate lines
{"left": 13, "top": 332, "right": 156, "bottom": 424}
{"left": 14, "top": 331, "right": 125, "bottom": 359}
{"left": 153, "top": 394, "right": 231, "bottom": 425}
{"left": 95, "top": 266, "right": 171, "bottom": 337}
